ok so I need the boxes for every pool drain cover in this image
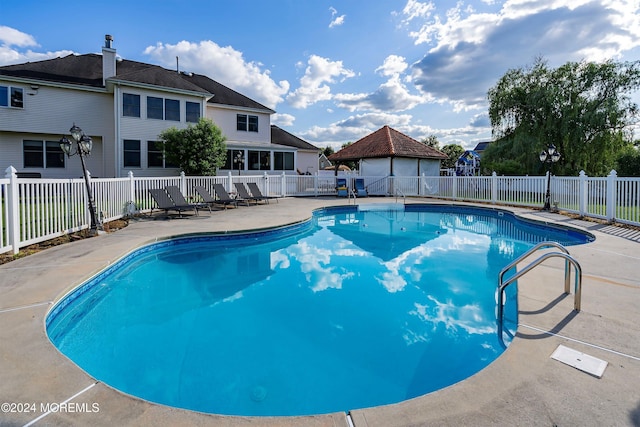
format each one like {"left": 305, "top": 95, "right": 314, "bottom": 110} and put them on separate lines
{"left": 550, "top": 345, "right": 608, "bottom": 378}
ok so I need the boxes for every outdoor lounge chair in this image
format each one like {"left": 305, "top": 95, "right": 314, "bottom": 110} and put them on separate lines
{"left": 234, "top": 182, "right": 261, "bottom": 204}
{"left": 149, "top": 188, "right": 198, "bottom": 217}
{"left": 336, "top": 178, "right": 348, "bottom": 197}
{"left": 213, "top": 183, "right": 250, "bottom": 208}
{"left": 247, "top": 182, "right": 278, "bottom": 203}
{"left": 194, "top": 185, "right": 234, "bottom": 210}
{"left": 165, "top": 185, "right": 209, "bottom": 213}
{"left": 355, "top": 178, "right": 368, "bottom": 197}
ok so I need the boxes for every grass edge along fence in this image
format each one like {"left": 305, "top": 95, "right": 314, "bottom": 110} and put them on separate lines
{"left": 1, "top": 167, "right": 639, "bottom": 255}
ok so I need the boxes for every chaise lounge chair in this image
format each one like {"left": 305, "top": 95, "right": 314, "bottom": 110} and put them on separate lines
{"left": 165, "top": 185, "right": 209, "bottom": 212}
{"left": 247, "top": 182, "right": 278, "bottom": 203}
{"left": 355, "top": 178, "right": 368, "bottom": 197}
{"left": 194, "top": 185, "right": 233, "bottom": 210}
{"left": 213, "top": 183, "right": 250, "bottom": 208}
{"left": 336, "top": 178, "right": 348, "bottom": 197}
{"left": 234, "top": 182, "right": 261, "bottom": 204}
{"left": 149, "top": 188, "right": 198, "bottom": 218}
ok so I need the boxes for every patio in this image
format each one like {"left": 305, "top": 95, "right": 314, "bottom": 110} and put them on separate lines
{"left": 1, "top": 197, "right": 639, "bottom": 426}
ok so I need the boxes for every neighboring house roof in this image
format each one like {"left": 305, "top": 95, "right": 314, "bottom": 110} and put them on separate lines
{"left": 328, "top": 125, "right": 447, "bottom": 161}
{"left": 0, "top": 53, "right": 273, "bottom": 112}
{"left": 270, "top": 125, "right": 319, "bottom": 151}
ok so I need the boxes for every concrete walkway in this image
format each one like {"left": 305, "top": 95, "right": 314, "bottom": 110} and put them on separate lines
{"left": 1, "top": 197, "right": 638, "bottom": 426}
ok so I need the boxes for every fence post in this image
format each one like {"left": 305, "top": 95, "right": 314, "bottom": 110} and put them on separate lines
{"left": 263, "top": 172, "right": 269, "bottom": 196}
{"left": 491, "top": 172, "right": 497, "bottom": 204}
{"left": 127, "top": 171, "right": 136, "bottom": 215}
{"left": 179, "top": 171, "right": 186, "bottom": 194}
{"left": 314, "top": 172, "right": 318, "bottom": 197}
{"left": 578, "top": 170, "right": 587, "bottom": 217}
{"left": 606, "top": 169, "right": 617, "bottom": 222}
{"left": 452, "top": 174, "right": 458, "bottom": 200}
{"left": 5, "top": 166, "right": 20, "bottom": 254}
{"left": 281, "top": 171, "right": 286, "bottom": 197}
{"left": 227, "top": 171, "right": 233, "bottom": 193}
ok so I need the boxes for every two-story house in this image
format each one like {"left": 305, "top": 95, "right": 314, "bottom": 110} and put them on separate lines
{"left": 0, "top": 35, "right": 319, "bottom": 178}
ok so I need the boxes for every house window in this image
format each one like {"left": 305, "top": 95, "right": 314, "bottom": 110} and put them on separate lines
{"left": 248, "top": 115, "right": 258, "bottom": 132}
{"left": 165, "top": 99, "right": 180, "bottom": 121}
{"left": 123, "top": 139, "right": 141, "bottom": 167}
{"left": 45, "top": 141, "right": 65, "bottom": 168}
{"left": 248, "top": 150, "right": 270, "bottom": 170}
{"left": 23, "top": 140, "right": 65, "bottom": 168}
{"left": 224, "top": 149, "right": 245, "bottom": 171}
{"left": 147, "top": 96, "right": 164, "bottom": 120}
{"left": 186, "top": 101, "right": 200, "bottom": 123}
{"left": 274, "top": 152, "right": 294, "bottom": 170}
{"left": 123, "top": 93, "right": 140, "bottom": 117}
{"left": 0, "top": 85, "right": 24, "bottom": 108}
{"left": 237, "top": 114, "right": 259, "bottom": 132}
{"left": 147, "top": 141, "right": 177, "bottom": 168}
{"left": 23, "top": 140, "right": 44, "bottom": 167}
{"left": 147, "top": 141, "right": 164, "bottom": 167}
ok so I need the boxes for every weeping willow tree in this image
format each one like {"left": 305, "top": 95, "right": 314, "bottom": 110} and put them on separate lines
{"left": 484, "top": 58, "right": 640, "bottom": 175}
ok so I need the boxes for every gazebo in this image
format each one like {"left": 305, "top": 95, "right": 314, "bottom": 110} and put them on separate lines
{"left": 328, "top": 125, "right": 447, "bottom": 177}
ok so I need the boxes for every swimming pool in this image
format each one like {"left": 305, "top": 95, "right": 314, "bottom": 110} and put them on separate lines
{"left": 46, "top": 204, "right": 593, "bottom": 416}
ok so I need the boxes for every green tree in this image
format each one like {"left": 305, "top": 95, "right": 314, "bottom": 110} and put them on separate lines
{"left": 440, "top": 144, "right": 465, "bottom": 170}
{"left": 158, "top": 118, "right": 227, "bottom": 175}
{"left": 616, "top": 144, "right": 640, "bottom": 176}
{"left": 322, "top": 146, "right": 335, "bottom": 157}
{"left": 486, "top": 58, "right": 640, "bottom": 176}
{"left": 421, "top": 135, "right": 440, "bottom": 150}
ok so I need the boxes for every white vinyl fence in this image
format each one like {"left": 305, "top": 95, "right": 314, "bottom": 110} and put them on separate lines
{"left": 1, "top": 166, "right": 639, "bottom": 255}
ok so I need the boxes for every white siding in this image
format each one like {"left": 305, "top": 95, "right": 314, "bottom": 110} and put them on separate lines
{"left": 0, "top": 83, "right": 112, "bottom": 178}
{"left": 206, "top": 106, "right": 271, "bottom": 145}
{"left": 0, "top": 132, "right": 104, "bottom": 178}
{"left": 114, "top": 86, "right": 206, "bottom": 177}
{"left": 296, "top": 150, "right": 319, "bottom": 175}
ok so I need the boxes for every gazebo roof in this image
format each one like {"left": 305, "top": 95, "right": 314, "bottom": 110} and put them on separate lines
{"left": 328, "top": 125, "right": 447, "bottom": 162}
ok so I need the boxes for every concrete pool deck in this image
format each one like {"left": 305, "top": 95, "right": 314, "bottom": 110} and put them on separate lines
{"left": 1, "top": 197, "right": 639, "bottom": 427}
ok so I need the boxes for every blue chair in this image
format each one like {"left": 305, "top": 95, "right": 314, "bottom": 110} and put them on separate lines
{"left": 336, "top": 178, "right": 348, "bottom": 197}
{"left": 355, "top": 178, "right": 368, "bottom": 197}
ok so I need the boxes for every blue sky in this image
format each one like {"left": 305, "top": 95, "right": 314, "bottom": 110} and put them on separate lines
{"left": 2, "top": 0, "right": 639, "bottom": 151}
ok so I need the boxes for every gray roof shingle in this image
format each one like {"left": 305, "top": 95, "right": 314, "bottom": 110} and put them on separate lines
{"left": 0, "top": 53, "right": 272, "bottom": 112}
{"left": 270, "top": 125, "right": 319, "bottom": 151}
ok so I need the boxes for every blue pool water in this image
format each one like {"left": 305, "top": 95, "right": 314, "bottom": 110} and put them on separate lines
{"left": 47, "top": 205, "right": 593, "bottom": 416}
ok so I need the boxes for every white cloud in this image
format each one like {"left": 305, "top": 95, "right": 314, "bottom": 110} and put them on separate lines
{"left": 398, "top": 0, "right": 436, "bottom": 22}
{"left": 402, "top": 0, "right": 640, "bottom": 111}
{"left": 0, "top": 26, "right": 74, "bottom": 66}
{"left": 272, "top": 113, "right": 296, "bottom": 127}
{"left": 143, "top": 40, "right": 289, "bottom": 109}
{"left": 0, "top": 26, "right": 38, "bottom": 47}
{"left": 329, "top": 6, "right": 346, "bottom": 28}
{"left": 301, "top": 112, "right": 415, "bottom": 149}
{"left": 375, "top": 55, "right": 409, "bottom": 76}
{"left": 286, "top": 54, "right": 355, "bottom": 109}
{"left": 334, "top": 75, "right": 427, "bottom": 112}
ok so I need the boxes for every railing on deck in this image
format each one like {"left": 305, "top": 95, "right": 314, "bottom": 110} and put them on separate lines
{"left": 1, "top": 166, "right": 638, "bottom": 255}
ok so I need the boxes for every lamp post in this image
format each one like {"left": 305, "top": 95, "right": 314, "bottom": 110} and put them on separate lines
{"left": 539, "top": 143, "right": 561, "bottom": 211}
{"left": 233, "top": 150, "right": 244, "bottom": 175}
{"left": 60, "top": 123, "right": 99, "bottom": 235}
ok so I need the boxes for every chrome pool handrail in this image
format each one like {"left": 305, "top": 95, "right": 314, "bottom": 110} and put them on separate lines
{"left": 497, "top": 242, "right": 583, "bottom": 345}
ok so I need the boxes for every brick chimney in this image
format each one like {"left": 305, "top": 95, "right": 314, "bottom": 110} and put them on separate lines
{"left": 102, "top": 34, "right": 116, "bottom": 86}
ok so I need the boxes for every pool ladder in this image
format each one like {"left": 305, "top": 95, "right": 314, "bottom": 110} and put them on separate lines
{"left": 497, "top": 241, "right": 583, "bottom": 334}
